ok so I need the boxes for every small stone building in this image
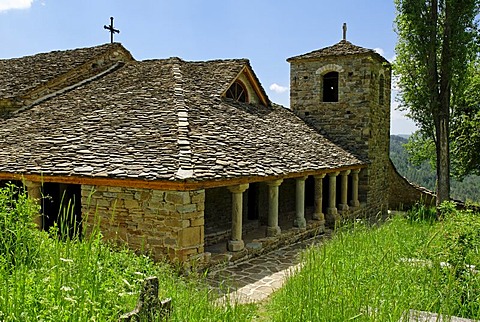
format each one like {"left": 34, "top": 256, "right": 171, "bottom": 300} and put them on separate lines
{"left": 0, "top": 37, "right": 405, "bottom": 263}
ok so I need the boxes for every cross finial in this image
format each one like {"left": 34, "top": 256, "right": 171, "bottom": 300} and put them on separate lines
{"left": 104, "top": 17, "right": 120, "bottom": 44}
{"left": 342, "top": 23, "right": 347, "bottom": 41}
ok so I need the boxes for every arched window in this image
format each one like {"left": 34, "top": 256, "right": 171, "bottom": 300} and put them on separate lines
{"left": 226, "top": 81, "right": 248, "bottom": 103}
{"left": 323, "top": 72, "right": 338, "bottom": 102}
{"left": 379, "top": 74, "right": 385, "bottom": 105}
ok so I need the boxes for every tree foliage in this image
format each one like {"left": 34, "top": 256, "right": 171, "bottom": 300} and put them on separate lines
{"left": 451, "top": 62, "right": 480, "bottom": 177}
{"left": 394, "top": 0, "right": 479, "bottom": 208}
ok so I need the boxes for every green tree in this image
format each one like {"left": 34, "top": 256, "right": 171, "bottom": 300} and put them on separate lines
{"left": 451, "top": 62, "right": 480, "bottom": 177}
{"left": 394, "top": 0, "right": 479, "bottom": 212}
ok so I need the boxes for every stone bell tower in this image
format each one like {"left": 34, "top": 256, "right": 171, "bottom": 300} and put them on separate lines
{"left": 287, "top": 25, "right": 391, "bottom": 216}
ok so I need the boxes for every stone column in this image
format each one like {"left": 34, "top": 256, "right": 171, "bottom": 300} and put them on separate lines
{"left": 312, "top": 174, "right": 326, "bottom": 222}
{"left": 326, "top": 172, "right": 340, "bottom": 225}
{"left": 350, "top": 169, "right": 361, "bottom": 207}
{"left": 227, "top": 184, "right": 249, "bottom": 252}
{"left": 339, "top": 170, "right": 351, "bottom": 211}
{"left": 294, "top": 176, "right": 308, "bottom": 229}
{"left": 266, "top": 179, "right": 283, "bottom": 237}
{"left": 25, "top": 180, "right": 42, "bottom": 229}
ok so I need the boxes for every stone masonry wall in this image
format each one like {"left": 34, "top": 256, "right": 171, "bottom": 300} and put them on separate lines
{"left": 81, "top": 185, "right": 205, "bottom": 262}
{"left": 290, "top": 53, "right": 391, "bottom": 218}
{"left": 388, "top": 160, "right": 436, "bottom": 209}
{"left": 204, "top": 187, "right": 232, "bottom": 233}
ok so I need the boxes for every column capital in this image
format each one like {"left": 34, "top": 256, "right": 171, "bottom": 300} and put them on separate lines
{"left": 266, "top": 179, "right": 283, "bottom": 187}
{"left": 351, "top": 168, "right": 361, "bottom": 174}
{"left": 227, "top": 183, "right": 249, "bottom": 194}
{"left": 328, "top": 171, "right": 340, "bottom": 177}
{"left": 313, "top": 173, "right": 326, "bottom": 180}
{"left": 24, "top": 180, "right": 42, "bottom": 188}
{"left": 295, "top": 175, "right": 308, "bottom": 182}
{"left": 340, "top": 169, "right": 351, "bottom": 176}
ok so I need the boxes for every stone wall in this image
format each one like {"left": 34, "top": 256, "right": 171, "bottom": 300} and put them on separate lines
{"left": 388, "top": 160, "right": 436, "bottom": 210}
{"left": 81, "top": 185, "right": 205, "bottom": 262}
{"left": 279, "top": 178, "right": 296, "bottom": 215}
{"left": 204, "top": 187, "right": 232, "bottom": 233}
{"left": 290, "top": 53, "right": 391, "bottom": 218}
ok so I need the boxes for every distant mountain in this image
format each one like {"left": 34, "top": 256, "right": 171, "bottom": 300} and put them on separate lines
{"left": 390, "top": 135, "right": 480, "bottom": 203}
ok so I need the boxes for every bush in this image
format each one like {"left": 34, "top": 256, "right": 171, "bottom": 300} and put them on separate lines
{"left": 0, "top": 184, "right": 40, "bottom": 268}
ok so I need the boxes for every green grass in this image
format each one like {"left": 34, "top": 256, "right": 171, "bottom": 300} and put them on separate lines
{"left": 3, "top": 182, "right": 480, "bottom": 321}
{"left": 0, "top": 185, "right": 256, "bottom": 321}
{"left": 266, "top": 206, "right": 480, "bottom": 321}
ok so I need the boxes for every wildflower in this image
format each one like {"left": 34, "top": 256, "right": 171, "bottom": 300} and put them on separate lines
{"left": 61, "top": 286, "right": 73, "bottom": 292}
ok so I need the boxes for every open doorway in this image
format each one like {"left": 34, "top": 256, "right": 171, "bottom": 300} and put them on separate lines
{"left": 41, "top": 183, "right": 82, "bottom": 238}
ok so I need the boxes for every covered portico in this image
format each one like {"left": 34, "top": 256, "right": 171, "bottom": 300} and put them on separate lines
{"left": 204, "top": 166, "right": 364, "bottom": 256}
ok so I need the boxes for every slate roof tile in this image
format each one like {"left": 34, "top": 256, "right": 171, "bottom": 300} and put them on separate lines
{"left": 287, "top": 40, "right": 388, "bottom": 63}
{"left": 0, "top": 51, "right": 365, "bottom": 183}
{"left": 0, "top": 43, "right": 128, "bottom": 99}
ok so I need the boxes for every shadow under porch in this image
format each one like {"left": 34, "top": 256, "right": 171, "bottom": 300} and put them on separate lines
{"left": 203, "top": 178, "right": 321, "bottom": 263}
{"left": 202, "top": 171, "right": 364, "bottom": 264}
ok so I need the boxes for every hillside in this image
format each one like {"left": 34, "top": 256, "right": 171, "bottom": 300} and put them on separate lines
{"left": 390, "top": 135, "right": 480, "bottom": 204}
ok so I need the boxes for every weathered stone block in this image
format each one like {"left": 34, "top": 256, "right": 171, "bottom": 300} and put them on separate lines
{"left": 165, "top": 191, "right": 190, "bottom": 205}
{"left": 190, "top": 191, "right": 205, "bottom": 204}
{"left": 107, "top": 186, "right": 123, "bottom": 193}
{"left": 179, "top": 226, "right": 202, "bottom": 247}
{"left": 176, "top": 204, "right": 197, "bottom": 214}
{"left": 190, "top": 218, "right": 204, "bottom": 227}
{"left": 124, "top": 199, "right": 140, "bottom": 209}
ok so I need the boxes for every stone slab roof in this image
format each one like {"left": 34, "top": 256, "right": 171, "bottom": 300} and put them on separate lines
{"left": 0, "top": 43, "right": 129, "bottom": 99}
{"left": 0, "top": 53, "right": 364, "bottom": 183}
{"left": 287, "top": 40, "right": 388, "bottom": 63}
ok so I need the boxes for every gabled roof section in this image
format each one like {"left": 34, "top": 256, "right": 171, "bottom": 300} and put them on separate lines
{"left": 287, "top": 40, "right": 389, "bottom": 64}
{"left": 0, "top": 53, "right": 363, "bottom": 186}
{"left": 182, "top": 58, "right": 270, "bottom": 106}
{"left": 0, "top": 43, "right": 134, "bottom": 112}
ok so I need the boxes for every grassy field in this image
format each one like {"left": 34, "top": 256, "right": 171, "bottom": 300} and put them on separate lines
{"left": 1, "top": 184, "right": 480, "bottom": 321}
{"left": 0, "top": 184, "right": 256, "bottom": 321}
{"left": 265, "top": 204, "right": 480, "bottom": 321}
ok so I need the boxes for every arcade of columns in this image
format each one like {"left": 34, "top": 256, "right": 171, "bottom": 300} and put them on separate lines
{"left": 226, "top": 169, "right": 361, "bottom": 252}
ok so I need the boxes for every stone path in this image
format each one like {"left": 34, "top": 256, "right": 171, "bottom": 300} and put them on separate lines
{"left": 207, "top": 229, "right": 333, "bottom": 304}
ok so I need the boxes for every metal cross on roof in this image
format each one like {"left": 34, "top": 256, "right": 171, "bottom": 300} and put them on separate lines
{"left": 104, "top": 17, "right": 120, "bottom": 44}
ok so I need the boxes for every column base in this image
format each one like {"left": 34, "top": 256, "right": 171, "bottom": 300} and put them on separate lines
{"left": 227, "top": 240, "right": 245, "bottom": 252}
{"left": 294, "top": 217, "right": 307, "bottom": 229}
{"left": 312, "top": 212, "right": 325, "bottom": 221}
{"left": 326, "top": 208, "right": 340, "bottom": 226}
{"left": 338, "top": 204, "right": 349, "bottom": 211}
{"left": 350, "top": 200, "right": 360, "bottom": 207}
{"left": 266, "top": 226, "right": 281, "bottom": 237}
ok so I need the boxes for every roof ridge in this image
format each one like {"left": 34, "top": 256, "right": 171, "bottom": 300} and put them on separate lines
{"left": 11, "top": 61, "right": 125, "bottom": 115}
{"left": 172, "top": 60, "right": 194, "bottom": 180}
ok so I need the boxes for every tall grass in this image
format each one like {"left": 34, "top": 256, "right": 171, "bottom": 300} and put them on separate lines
{"left": 267, "top": 207, "right": 480, "bottom": 321}
{"left": 0, "top": 185, "right": 255, "bottom": 321}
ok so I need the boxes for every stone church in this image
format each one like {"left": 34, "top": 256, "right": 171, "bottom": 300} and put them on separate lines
{"left": 0, "top": 35, "right": 430, "bottom": 263}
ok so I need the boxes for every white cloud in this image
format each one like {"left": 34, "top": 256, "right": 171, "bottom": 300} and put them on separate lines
{"left": 0, "top": 0, "right": 34, "bottom": 12}
{"left": 374, "top": 47, "right": 385, "bottom": 56}
{"left": 269, "top": 83, "right": 288, "bottom": 94}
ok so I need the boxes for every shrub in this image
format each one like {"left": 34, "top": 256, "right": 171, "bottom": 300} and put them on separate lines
{"left": 0, "top": 184, "right": 40, "bottom": 268}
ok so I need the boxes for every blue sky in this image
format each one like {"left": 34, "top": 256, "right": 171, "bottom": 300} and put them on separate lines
{"left": 0, "top": 0, "right": 417, "bottom": 134}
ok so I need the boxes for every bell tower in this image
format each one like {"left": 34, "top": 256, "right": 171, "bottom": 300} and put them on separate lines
{"left": 287, "top": 28, "right": 391, "bottom": 216}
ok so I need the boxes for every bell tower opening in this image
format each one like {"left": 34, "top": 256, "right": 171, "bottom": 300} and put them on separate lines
{"left": 323, "top": 71, "right": 339, "bottom": 102}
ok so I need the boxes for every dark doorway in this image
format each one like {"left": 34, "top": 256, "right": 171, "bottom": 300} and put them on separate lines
{"left": 42, "top": 183, "right": 82, "bottom": 238}
{"left": 248, "top": 183, "right": 259, "bottom": 220}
